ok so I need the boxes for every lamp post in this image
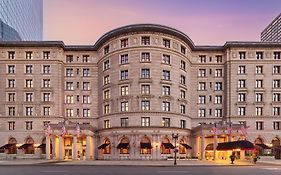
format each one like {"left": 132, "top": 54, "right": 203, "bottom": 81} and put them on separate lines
{"left": 172, "top": 133, "right": 179, "bottom": 165}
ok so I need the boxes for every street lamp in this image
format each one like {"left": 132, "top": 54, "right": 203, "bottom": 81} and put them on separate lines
{"left": 172, "top": 133, "right": 179, "bottom": 165}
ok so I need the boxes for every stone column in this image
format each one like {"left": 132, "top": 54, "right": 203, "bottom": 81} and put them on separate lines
{"left": 213, "top": 135, "right": 218, "bottom": 160}
{"left": 156, "top": 135, "right": 161, "bottom": 160}
{"left": 152, "top": 135, "right": 156, "bottom": 160}
{"left": 46, "top": 136, "right": 51, "bottom": 160}
{"left": 240, "top": 150, "right": 245, "bottom": 160}
{"left": 200, "top": 135, "right": 205, "bottom": 160}
{"left": 93, "top": 135, "right": 98, "bottom": 160}
{"left": 86, "top": 135, "right": 91, "bottom": 160}
{"left": 58, "top": 136, "right": 64, "bottom": 160}
{"left": 72, "top": 136, "right": 77, "bottom": 160}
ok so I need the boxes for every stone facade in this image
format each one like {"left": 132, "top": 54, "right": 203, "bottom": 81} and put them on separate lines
{"left": 0, "top": 24, "right": 281, "bottom": 160}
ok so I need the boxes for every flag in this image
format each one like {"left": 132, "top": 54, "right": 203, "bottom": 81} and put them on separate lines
{"left": 240, "top": 124, "right": 249, "bottom": 137}
{"left": 76, "top": 123, "right": 81, "bottom": 137}
{"left": 45, "top": 124, "right": 51, "bottom": 136}
{"left": 227, "top": 123, "right": 232, "bottom": 135}
{"left": 212, "top": 123, "right": 218, "bottom": 135}
{"left": 61, "top": 124, "right": 66, "bottom": 136}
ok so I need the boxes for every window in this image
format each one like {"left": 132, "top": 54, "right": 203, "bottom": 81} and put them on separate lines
{"left": 104, "top": 104, "right": 110, "bottom": 114}
{"left": 238, "top": 79, "right": 246, "bottom": 88}
{"left": 162, "top": 70, "right": 170, "bottom": 80}
{"left": 162, "top": 54, "right": 170, "bottom": 64}
{"left": 121, "top": 118, "right": 129, "bottom": 127}
{"left": 8, "top": 79, "right": 15, "bottom": 88}
{"left": 141, "top": 100, "right": 150, "bottom": 110}
{"left": 255, "top": 80, "right": 263, "bottom": 88}
{"left": 238, "top": 66, "right": 246, "bottom": 74}
{"left": 273, "top": 79, "right": 281, "bottom": 88}
{"left": 255, "top": 66, "right": 263, "bottom": 74}
{"left": 43, "top": 121, "right": 50, "bottom": 127}
{"left": 25, "top": 107, "right": 33, "bottom": 116}
{"left": 141, "top": 36, "right": 150, "bottom": 45}
{"left": 163, "top": 39, "right": 170, "bottom": 48}
{"left": 66, "top": 109, "right": 73, "bottom": 117}
{"left": 8, "top": 107, "right": 15, "bottom": 116}
{"left": 198, "top": 109, "right": 205, "bottom": 117}
{"left": 103, "top": 90, "right": 110, "bottom": 100}
{"left": 25, "top": 51, "right": 33, "bottom": 59}
{"left": 215, "top": 95, "right": 222, "bottom": 104}
{"left": 198, "top": 95, "right": 206, "bottom": 104}
{"left": 66, "top": 82, "right": 74, "bottom": 90}
{"left": 162, "top": 101, "right": 170, "bottom": 112}
{"left": 42, "top": 65, "right": 51, "bottom": 74}
{"left": 273, "top": 121, "right": 281, "bottom": 130}
{"left": 103, "top": 75, "right": 110, "bottom": 85}
{"left": 8, "top": 51, "right": 15, "bottom": 59}
{"left": 25, "top": 79, "right": 33, "bottom": 88}
{"left": 121, "top": 101, "right": 129, "bottom": 112}
{"left": 103, "top": 60, "right": 110, "bottom": 70}
{"left": 120, "top": 70, "right": 129, "bottom": 80}
{"left": 198, "top": 82, "right": 206, "bottom": 90}
{"left": 180, "top": 90, "right": 186, "bottom": 99}
{"left": 83, "top": 68, "right": 90, "bottom": 77}
{"left": 43, "top": 107, "right": 51, "bottom": 116}
{"left": 180, "top": 75, "right": 186, "bottom": 85}
{"left": 43, "top": 51, "right": 50, "bottom": 59}
{"left": 83, "top": 109, "right": 90, "bottom": 117}
{"left": 216, "top": 55, "right": 222, "bottom": 63}
{"left": 215, "top": 69, "right": 222, "bottom": 77}
{"left": 104, "top": 45, "right": 109, "bottom": 55}
{"left": 180, "top": 104, "right": 185, "bottom": 114}
{"left": 256, "top": 52, "right": 263, "bottom": 60}
{"left": 273, "top": 66, "right": 281, "bottom": 74}
{"left": 66, "top": 68, "right": 74, "bottom": 77}
{"left": 120, "top": 54, "right": 129, "bottom": 64}
{"left": 66, "top": 95, "right": 74, "bottom": 103}
{"left": 25, "top": 93, "right": 33, "bottom": 102}
{"left": 43, "top": 93, "right": 51, "bottom": 102}
{"left": 26, "top": 121, "right": 33, "bottom": 130}
{"left": 141, "top": 52, "right": 150, "bottom": 62}
{"left": 80, "top": 55, "right": 89, "bottom": 63}
{"left": 215, "top": 109, "right": 222, "bottom": 117}
{"left": 256, "top": 121, "right": 263, "bottom": 130}
{"left": 198, "top": 69, "right": 206, "bottom": 77}
{"left": 255, "top": 93, "right": 263, "bottom": 102}
{"left": 83, "top": 95, "right": 90, "bottom": 104}
{"left": 255, "top": 107, "right": 263, "bottom": 116}
{"left": 104, "top": 120, "right": 110, "bottom": 128}
{"left": 273, "top": 52, "right": 281, "bottom": 60}
{"left": 8, "top": 93, "right": 15, "bottom": 102}
{"left": 119, "top": 85, "right": 128, "bottom": 96}
{"left": 8, "top": 121, "right": 15, "bottom": 130}
{"left": 7, "top": 65, "right": 15, "bottom": 74}
{"left": 215, "top": 82, "right": 222, "bottom": 91}
{"left": 141, "top": 68, "right": 150, "bottom": 78}
{"left": 162, "top": 86, "right": 170, "bottom": 95}
{"left": 25, "top": 65, "right": 33, "bottom": 74}
{"left": 83, "top": 82, "right": 90, "bottom": 90}
{"left": 238, "top": 93, "right": 246, "bottom": 102}
{"left": 141, "top": 84, "right": 150, "bottom": 94}
{"left": 180, "top": 60, "right": 186, "bottom": 70}
{"left": 238, "top": 107, "right": 246, "bottom": 116}
{"left": 121, "top": 38, "right": 129, "bottom": 48}
{"left": 141, "top": 117, "right": 150, "bottom": 126}
{"left": 180, "top": 120, "right": 186, "bottom": 128}
{"left": 162, "top": 118, "right": 170, "bottom": 127}
{"left": 273, "top": 93, "right": 281, "bottom": 102}
{"left": 43, "top": 79, "right": 50, "bottom": 88}
{"left": 199, "top": 55, "right": 206, "bottom": 63}
{"left": 273, "top": 107, "right": 280, "bottom": 116}
{"left": 181, "top": 45, "right": 186, "bottom": 54}
{"left": 66, "top": 55, "right": 73, "bottom": 63}
{"left": 239, "top": 52, "right": 246, "bottom": 59}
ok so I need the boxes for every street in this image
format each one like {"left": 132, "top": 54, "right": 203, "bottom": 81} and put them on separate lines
{"left": 0, "top": 165, "right": 281, "bottom": 175}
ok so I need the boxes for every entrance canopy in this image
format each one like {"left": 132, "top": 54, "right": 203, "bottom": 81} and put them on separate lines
{"left": 217, "top": 140, "right": 255, "bottom": 150}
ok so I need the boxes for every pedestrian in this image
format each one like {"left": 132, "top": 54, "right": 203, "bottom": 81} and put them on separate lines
{"left": 253, "top": 154, "right": 259, "bottom": 164}
{"left": 230, "top": 153, "right": 236, "bottom": 164}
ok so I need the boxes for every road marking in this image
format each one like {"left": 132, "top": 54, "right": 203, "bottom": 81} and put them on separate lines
{"left": 261, "top": 168, "right": 281, "bottom": 172}
{"left": 157, "top": 171, "right": 189, "bottom": 174}
{"left": 40, "top": 170, "right": 69, "bottom": 173}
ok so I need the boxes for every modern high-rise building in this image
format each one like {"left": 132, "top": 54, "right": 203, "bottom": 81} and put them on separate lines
{"left": 0, "top": 24, "right": 281, "bottom": 161}
{"left": 0, "top": 0, "right": 43, "bottom": 41}
{"left": 261, "top": 13, "right": 281, "bottom": 42}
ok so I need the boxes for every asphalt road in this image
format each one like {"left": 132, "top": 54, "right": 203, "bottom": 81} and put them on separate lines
{"left": 0, "top": 165, "right": 281, "bottom": 175}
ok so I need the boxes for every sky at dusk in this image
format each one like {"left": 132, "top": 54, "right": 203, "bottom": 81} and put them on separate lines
{"left": 44, "top": 0, "right": 281, "bottom": 45}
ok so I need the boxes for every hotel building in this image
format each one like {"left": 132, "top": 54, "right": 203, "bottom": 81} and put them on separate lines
{"left": 0, "top": 24, "right": 281, "bottom": 160}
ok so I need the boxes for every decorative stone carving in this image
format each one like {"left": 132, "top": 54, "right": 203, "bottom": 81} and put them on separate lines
{"left": 232, "top": 53, "right": 237, "bottom": 58}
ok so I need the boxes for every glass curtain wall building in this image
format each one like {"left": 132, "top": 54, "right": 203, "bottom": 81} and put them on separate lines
{"left": 0, "top": 0, "right": 43, "bottom": 41}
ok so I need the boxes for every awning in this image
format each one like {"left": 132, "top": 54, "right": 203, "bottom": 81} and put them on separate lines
{"left": 98, "top": 143, "right": 109, "bottom": 149}
{"left": 0, "top": 144, "right": 15, "bottom": 149}
{"left": 37, "top": 144, "right": 46, "bottom": 149}
{"left": 117, "top": 143, "right": 129, "bottom": 149}
{"left": 205, "top": 143, "right": 214, "bottom": 151}
{"left": 180, "top": 143, "right": 192, "bottom": 149}
{"left": 140, "top": 142, "right": 152, "bottom": 149}
{"left": 18, "top": 143, "right": 33, "bottom": 149}
{"left": 255, "top": 143, "right": 271, "bottom": 149}
{"left": 162, "top": 143, "right": 175, "bottom": 149}
{"left": 217, "top": 140, "right": 255, "bottom": 150}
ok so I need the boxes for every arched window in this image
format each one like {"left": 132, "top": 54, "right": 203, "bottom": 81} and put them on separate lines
{"left": 179, "top": 139, "right": 186, "bottom": 154}
{"left": 117, "top": 137, "right": 129, "bottom": 154}
{"left": 8, "top": 137, "right": 17, "bottom": 154}
{"left": 140, "top": 136, "right": 152, "bottom": 154}
{"left": 161, "top": 137, "right": 174, "bottom": 154}
{"left": 272, "top": 137, "right": 280, "bottom": 147}
{"left": 104, "top": 139, "right": 110, "bottom": 154}
{"left": 23, "top": 137, "right": 34, "bottom": 154}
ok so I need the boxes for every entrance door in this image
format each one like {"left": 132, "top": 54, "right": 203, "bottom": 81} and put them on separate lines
{"left": 65, "top": 149, "right": 72, "bottom": 159}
